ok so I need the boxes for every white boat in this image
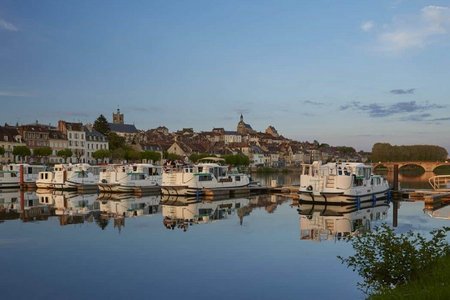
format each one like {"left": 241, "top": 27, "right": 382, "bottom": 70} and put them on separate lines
{"left": 299, "top": 161, "right": 390, "bottom": 204}
{"left": 98, "top": 163, "right": 162, "bottom": 193}
{"left": 36, "top": 163, "right": 100, "bottom": 190}
{"left": 0, "top": 164, "right": 46, "bottom": 188}
{"left": 161, "top": 157, "right": 250, "bottom": 196}
{"left": 297, "top": 200, "right": 389, "bottom": 241}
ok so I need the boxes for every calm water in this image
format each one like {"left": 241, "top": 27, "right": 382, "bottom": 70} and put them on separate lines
{"left": 0, "top": 173, "right": 449, "bottom": 300}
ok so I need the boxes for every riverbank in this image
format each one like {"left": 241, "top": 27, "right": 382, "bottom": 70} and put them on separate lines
{"left": 251, "top": 166, "right": 300, "bottom": 174}
{"left": 371, "top": 253, "right": 450, "bottom": 299}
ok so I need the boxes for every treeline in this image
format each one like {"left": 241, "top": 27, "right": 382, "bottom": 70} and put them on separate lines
{"left": 371, "top": 143, "right": 448, "bottom": 162}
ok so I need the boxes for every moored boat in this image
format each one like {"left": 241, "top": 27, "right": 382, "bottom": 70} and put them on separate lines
{"left": 161, "top": 157, "right": 250, "bottom": 196}
{"left": 36, "top": 163, "right": 100, "bottom": 190}
{"left": 298, "top": 161, "right": 390, "bottom": 204}
{"left": 0, "top": 164, "right": 46, "bottom": 188}
{"left": 97, "top": 163, "right": 162, "bottom": 193}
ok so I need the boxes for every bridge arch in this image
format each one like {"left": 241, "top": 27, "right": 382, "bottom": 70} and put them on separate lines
{"left": 398, "top": 163, "right": 425, "bottom": 174}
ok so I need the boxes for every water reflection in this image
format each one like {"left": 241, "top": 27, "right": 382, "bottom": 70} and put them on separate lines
{"left": 296, "top": 200, "right": 389, "bottom": 241}
{"left": 0, "top": 189, "right": 52, "bottom": 222}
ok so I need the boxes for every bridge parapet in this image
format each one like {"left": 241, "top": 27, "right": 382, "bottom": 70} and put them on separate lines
{"left": 372, "top": 161, "right": 450, "bottom": 173}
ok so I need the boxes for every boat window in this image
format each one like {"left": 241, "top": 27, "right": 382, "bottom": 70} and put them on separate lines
{"left": 11, "top": 172, "right": 17, "bottom": 177}
{"left": 235, "top": 176, "right": 241, "bottom": 181}
{"left": 198, "top": 167, "right": 203, "bottom": 173}
{"left": 28, "top": 167, "right": 32, "bottom": 174}
{"left": 198, "top": 174, "right": 212, "bottom": 181}
{"left": 338, "top": 167, "right": 342, "bottom": 175}
{"left": 343, "top": 167, "right": 350, "bottom": 176}
{"left": 364, "top": 168, "right": 371, "bottom": 180}
{"left": 133, "top": 166, "right": 137, "bottom": 172}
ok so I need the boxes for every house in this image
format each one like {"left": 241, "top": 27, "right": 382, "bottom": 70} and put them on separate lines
{"left": 48, "top": 130, "right": 68, "bottom": 163}
{"left": 85, "top": 125, "right": 109, "bottom": 164}
{"left": 58, "top": 120, "right": 86, "bottom": 163}
{"left": 0, "top": 125, "right": 26, "bottom": 163}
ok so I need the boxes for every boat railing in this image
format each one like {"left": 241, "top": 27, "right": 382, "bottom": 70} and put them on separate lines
{"left": 428, "top": 175, "right": 450, "bottom": 191}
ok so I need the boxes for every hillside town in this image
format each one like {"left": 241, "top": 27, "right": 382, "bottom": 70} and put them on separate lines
{"left": 0, "top": 109, "right": 367, "bottom": 166}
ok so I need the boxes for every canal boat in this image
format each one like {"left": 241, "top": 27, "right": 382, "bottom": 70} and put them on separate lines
{"left": 36, "top": 163, "right": 100, "bottom": 190}
{"left": 297, "top": 200, "right": 389, "bottom": 241}
{"left": 0, "top": 164, "right": 46, "bottom": 188}
{"left": 299, "top": 161, "right": 390, "bottom": 204}
{"left": 97, "top": 163, "right": 162, "bottom": 193}
{"left": 161, "top": 157, "right": 250, "bottom": 196}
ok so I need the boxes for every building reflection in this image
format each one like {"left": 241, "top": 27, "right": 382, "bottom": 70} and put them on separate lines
{"left": 297, "top": 200, "right": 389, "bottom": 241}
{"left": 424, "top": 201, "right": 450, "bottom": 220}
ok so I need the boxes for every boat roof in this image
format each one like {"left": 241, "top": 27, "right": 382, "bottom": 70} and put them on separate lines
{"left": 198, "top": 157, "right": 225, "bottom": 163}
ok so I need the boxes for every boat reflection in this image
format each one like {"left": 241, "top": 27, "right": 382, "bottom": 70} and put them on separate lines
{"left": 161, "top": 196, "right": 250, "bottom": 231}
{"left": 98, "top": 193, "right": 161, "bottom": 217}
{"left": 297, "top": 200, "right": 389, "bottom": 241}
{"left": 0, "top": 189, "right": 52, "bottom": 222}
{"left": 424, "top": 202, "right": 450, "bottom": 220}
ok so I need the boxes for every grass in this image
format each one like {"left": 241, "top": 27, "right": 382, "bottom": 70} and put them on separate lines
{"left": 370, "top": 254, "right": 450, "bottom": 300}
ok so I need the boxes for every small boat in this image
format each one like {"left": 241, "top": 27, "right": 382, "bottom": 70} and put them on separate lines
{"left": 36, "top": 163, "right": 100, "bottom": 190}
{"left": 161, "top": 157, "right": 250, "bottom": 196}
{"left": 0, "top": 164, "right": 46, "bottom": 188}
{"left": 298, "top": 161, "right": 390, "bottom": 204}
{"left": 97, "top": 163, "right": 162, "bottom": 193}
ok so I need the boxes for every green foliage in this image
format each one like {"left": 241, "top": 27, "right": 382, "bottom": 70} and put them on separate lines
{"left": 93, "top": 114, "right": 110, "bottom": 135}
{"left": 370, "top": 254, "right": 450, "bottom": 299}
{"left": 371, "top": 143, "right": 448, "bottom": 162}
{"left": 223, "top": 154, "right": 250, "bottom": 166}
{"left": 57, "top": 148, "right": 73, "bottom": 162}
{"left": 112, "top": 148, "right": 126, "bottom": 161}
{"left": 33, "top": 146, "right": 52, "bottom": 157}
{"left": 108, "top": 132, "right": 125, "bottom": 151}
{"left": 13, "top": 145, "right": 31, "bottom": 159}
{"left": 141, "top": 151, "right": 161, "bottom": 163}
{"left": 335, "top": 146, "right": 356, "bottom": 155}
{"left": 0, "top": 146, "right": 4, "bottom": 156}
{"left": 124, "top": 149, "right": 141, "bottom": 162}
{"left": 163, "top": 151, "right": 182, "bottom": 161}
{"left": 189, "top": 153, "right": 214, "bottom": 163}
{"left": 338, "top": 224, "right": 450, "bottom": 295}
{"left": 92, "top": 149, "right": 111, "bottom": 161}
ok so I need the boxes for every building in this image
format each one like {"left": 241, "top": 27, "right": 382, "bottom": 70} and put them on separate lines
{"left": 85, "top": 125, "right": 109, "bottom": 164}
{"left": 108, "top": 109, "right": 138, "bottom": 144}
{"left": 58, "top": 121, "right": 86, "bottom": 163}
{"left": 237, "top": 114, "right": 256, "bottom": 135}
{"left": 48, "top": 130, "right": 68, "bottom": 163}
{"left": 18, "top": 122, "right": 53, "bottom": 150}
{"left": 0, "top": 125, "right": 26, "bottom": 163}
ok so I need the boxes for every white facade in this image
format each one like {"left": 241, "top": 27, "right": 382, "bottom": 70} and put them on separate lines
{"left": 85, "top": 129, "right": 109, "bottom": 164}
{"left": 67, "top": 130, "right": 86, "bottom": 163}
{"left": 224, "top": 132, "right": 242, "bottom": 144}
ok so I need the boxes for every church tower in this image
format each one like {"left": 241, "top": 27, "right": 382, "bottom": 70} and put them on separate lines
{"left": 113, "top": 108, "right": 124, "bottom": 124}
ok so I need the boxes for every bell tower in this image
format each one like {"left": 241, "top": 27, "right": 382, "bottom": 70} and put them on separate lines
{"left": 113, "top": 108, "right": 124, "bottom": 124}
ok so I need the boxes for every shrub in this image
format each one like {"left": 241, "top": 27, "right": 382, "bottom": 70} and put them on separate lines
{"left": 338, "top": 223, "right": 450, "bottom": 295}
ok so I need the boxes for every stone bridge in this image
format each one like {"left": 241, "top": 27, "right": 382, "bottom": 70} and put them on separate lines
{"left": 372, "top": 161, "right": 450, "bottom": 173}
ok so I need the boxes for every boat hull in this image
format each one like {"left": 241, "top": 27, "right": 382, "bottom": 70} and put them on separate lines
{"left": 298, "top": 189, "right": 390, "bottom": 205}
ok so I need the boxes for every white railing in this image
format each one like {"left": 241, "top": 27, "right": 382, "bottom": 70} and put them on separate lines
{"left": 428, "top": 175, "right": 450, "bottom": 191}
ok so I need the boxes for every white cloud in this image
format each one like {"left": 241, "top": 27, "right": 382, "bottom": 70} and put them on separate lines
{"left": 361, "top": 21, "right": 375, "bottom": 32}
{"left": 0, "top": 91, "right": 32, "bottom": 97}
{"left": 0, "top": 18, "right": 18, "bottom": 32}
{"left": 371, "top": 6, "right": 450, "bottom": 53}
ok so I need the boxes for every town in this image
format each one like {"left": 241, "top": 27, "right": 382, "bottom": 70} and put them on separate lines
{"left": 0, "top": 108, "right": 366, "bottom": 167}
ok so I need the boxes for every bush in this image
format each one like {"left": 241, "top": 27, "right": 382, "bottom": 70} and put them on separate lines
{"left": 338, "top": 223, "right": 450, "bottom": 295}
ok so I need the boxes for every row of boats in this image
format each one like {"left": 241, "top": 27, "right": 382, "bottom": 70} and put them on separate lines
{"left": 0, "top": 157, "right": 252, "bottom": 196}
{"left": 1, "top": 158, "right": 392, "bottom": 204}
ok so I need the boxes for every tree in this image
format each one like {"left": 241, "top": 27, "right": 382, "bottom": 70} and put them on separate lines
{"left": 0, "top": 146, "right": 4, "bottom": 156}
{"left": 108, "top": 132, "right": 126, "bottom": 151}
{"left": 223, "top": 154, "right": 250, "bottom": 167}
{"left": 112, "top": 148, "right": 126, "bottom": 162}
{"left": 33, "top": 146, "right": 52, "bottom": 163}
{"left": 141, "top": 151, "right": 161, "bottom": 163}
{"left": 74, "top": 149, "right": 84, "bottom": 163}
{"left": 371, "top": 143, "right": 448, "bottom": 162}
{"left": 338, "top": 224, "right": 450, "bottom": 295}
{"left": 125, "top": 149, "right": 141, "bottom": 162}
{"left": 163, "top": 151, "right": 182, "bottom": 161}
{"left": 57, "top": 149, "right": 73, "bottom": 163}
{"left": 92, "top": 149, "right": 111, "bottom": 163}
{"left": 93, "top": 114, "right": 110, "bottom": 135}
{"left": 12, "top": 145, "right": 31, "bottom": 162}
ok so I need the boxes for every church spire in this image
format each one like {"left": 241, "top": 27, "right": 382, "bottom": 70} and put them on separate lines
{"left": 240, "top": 114, "right": 243, "bottom": 122}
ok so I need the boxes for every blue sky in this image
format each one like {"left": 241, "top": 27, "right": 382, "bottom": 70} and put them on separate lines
{"left": 1, "top": 0, "right": 450, "bottom": 152}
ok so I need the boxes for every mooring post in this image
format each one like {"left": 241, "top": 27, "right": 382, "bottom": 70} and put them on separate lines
{"left": 393, "top": 164, "right": 399, "bottom": 227}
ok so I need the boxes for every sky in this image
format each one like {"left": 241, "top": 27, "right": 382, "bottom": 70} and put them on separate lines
{"left": 1, "top": 0, "right": 450, "bottom": 152}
